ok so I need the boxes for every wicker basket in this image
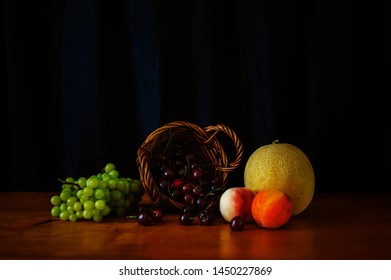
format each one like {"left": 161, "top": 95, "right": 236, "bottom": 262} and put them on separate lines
{"left": 136, "top": 121, "right": 243, "bottom": 210}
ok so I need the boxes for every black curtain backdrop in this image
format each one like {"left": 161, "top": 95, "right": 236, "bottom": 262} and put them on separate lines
{"left": 2, "top": 0, "right": 390, "bottom": 192}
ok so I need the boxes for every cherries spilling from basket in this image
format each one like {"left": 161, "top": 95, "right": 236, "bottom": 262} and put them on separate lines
{"left": 136, "top": 205, "right": 164, "bottom": 226}
{"left": 151, "top": 142, "right": 223, "bottom": 225}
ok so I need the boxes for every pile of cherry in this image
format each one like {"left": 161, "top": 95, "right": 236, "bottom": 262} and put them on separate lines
{"left": 138, "top": 140, "right": 224, "bottom": 226}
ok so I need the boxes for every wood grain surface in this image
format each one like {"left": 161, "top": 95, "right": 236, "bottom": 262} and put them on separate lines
{"left": 0, "top": 191, "right": 390, "bottom": 260}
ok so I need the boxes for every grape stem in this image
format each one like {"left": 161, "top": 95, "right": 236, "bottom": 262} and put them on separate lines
{"left": 57, "top": 178, "right": 81, "bottom": 188}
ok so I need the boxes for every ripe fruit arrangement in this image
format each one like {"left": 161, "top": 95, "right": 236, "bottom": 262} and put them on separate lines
{"left": 50, "top": 163, "right": 144, "bottom": 222}
{"left": 220, "top": 140, "right": 315, "bottom": 231}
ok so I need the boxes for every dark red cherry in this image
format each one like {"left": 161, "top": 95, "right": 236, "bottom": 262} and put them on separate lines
{"left": 230, "top": 216, "right": 245, "bottom": 231}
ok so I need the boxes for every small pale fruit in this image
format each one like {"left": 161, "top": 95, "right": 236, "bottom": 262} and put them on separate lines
{"left": 244, "top": 140, "right": 315, "bottom": 216}
{"left": 219, "top": 187, "right": 256, "bottom": 223}
{"left": 251, "top": 189, "right": 292, "bottom": 229}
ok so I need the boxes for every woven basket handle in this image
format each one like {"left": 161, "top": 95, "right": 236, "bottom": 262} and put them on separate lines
{"left": 204, "top": 124, "right": 244, "bottom": 172}
{"left": 136, "top": 148, "right": 158, "bottom": 204}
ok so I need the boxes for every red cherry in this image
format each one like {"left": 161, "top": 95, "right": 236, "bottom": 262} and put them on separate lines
{"left": 172, "top": 178, "right": 185, "bottom": 188}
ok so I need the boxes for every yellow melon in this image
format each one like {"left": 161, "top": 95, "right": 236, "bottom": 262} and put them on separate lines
{"left": 244, "top": 140, "right": 315, "bottom": 216}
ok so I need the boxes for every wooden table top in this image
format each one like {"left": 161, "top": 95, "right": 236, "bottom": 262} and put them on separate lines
{"left": 0, "top": 191, "right": 390, "bottom": 260}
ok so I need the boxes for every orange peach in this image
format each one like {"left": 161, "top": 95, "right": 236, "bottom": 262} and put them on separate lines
{"left": 251, "top": 189, "right": 292, "bottom": 229}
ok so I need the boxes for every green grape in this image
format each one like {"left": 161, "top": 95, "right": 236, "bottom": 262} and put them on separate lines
{"left": 76, "top": 189, "right": 83, "bottom": 199}
{"left": 105, "top": 189, "right": 111, "bottom": 200}
{"left": 123, "top": 181, "right": 130, "bottom": 194}
{"left": 73, "top": 202, "right": 82, "bottom": 211}
{"left": 60, "top": 190, "right": 72, "bottom": 201}
{"left": 83, "top": 210, "right": 93, "bottom": 220}
{"left": 98, "top": 180, "right": 107, "bottom": 189}
{"left": 110, "top": 189, "right": 123, "bottom": 201}
{"left": 69, "top": 213, "right": 77, "bottom": 222}
{"left": 101, "top": 173, "right": 111, "bottom": 183}
{"left": 104, "top": 163, "right": 116, "bottom": 173}
{"left": 80, "top": 194, "right": 89, "bottom": 204}
{"left": 51, "top": 206, "right": 61, "bottom": 217}
{"left": 109, "top": 169, "right": 119, "bottom": 179}
{"left": 116, "top": 179, "right": 126, "bottom": 192}
{"left": 76, "top": 177, "right": 87, "bottom": 187}
{"left": 51, "top": 195, "right": 61, "bottom": 206}
{"left": 60, "top": 202, "right": 68, "bottom": 212}
{"left": 60, "top": 211, "right": 70, "bottom": 221}
{"left": 94, "top": 189, "right": 105, "bottom": 200}
{"left": 129, "top": 180, "right": 141, "bottom": 193}
{"left": 61, "top": 184, "right": 72, "bottom": 191}
{"left": 107, "top": 179, "right": 118, "bottom": 189}
{"left": 66, "top": 196, "right": 78, "bottom": 206}
{"left": 100, "top": 206, "right": 111, "bottom": 216}
{"left": 65, "top": 177, "right": 74, "bottom": 183}
{"left": 67, "top": 205, "right": 74, "bottom": 213}
{"left": 83, "top": 186, "right": 94, "bottom": 197}
{"left": 93, "top": 214, "right": 103, "bottom": 223}
{"left": 86, "top": 176, "right": 100, "bottom": 188}
{"left": 95, "top": 199, "right": 106, "bottom": 210}
{"left": 76, "top": 210, "right": 83, "bottom": 219}
{"left": 84, "top": 200, "right": 95, "bottom": 211}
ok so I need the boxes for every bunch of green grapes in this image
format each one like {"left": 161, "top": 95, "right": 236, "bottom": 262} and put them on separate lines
{"left": 50, "top": 163, "right": 144, "bottom": 222}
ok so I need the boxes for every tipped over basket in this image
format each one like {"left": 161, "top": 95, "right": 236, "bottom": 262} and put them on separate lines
{"left": 136, "top": 121, "right": 243, "bottom": 210}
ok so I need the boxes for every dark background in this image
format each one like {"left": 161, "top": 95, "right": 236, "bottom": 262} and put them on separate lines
{"left": 2, "top": 0, "right": 390, "bottom": 192}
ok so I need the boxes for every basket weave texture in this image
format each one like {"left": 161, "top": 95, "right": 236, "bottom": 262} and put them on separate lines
{"left": 136, "top": 121, "right": 243, "bottom": 209}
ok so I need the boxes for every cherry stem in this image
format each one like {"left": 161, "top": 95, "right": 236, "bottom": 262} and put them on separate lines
{"left": 126, "top": 215, "right": 138, "bottom": 219}
{"left": 163, "top": 129, "right": 175, "bottom": 155}
{"left": 204, "top": 188, "right": 221, "bottom": 200}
